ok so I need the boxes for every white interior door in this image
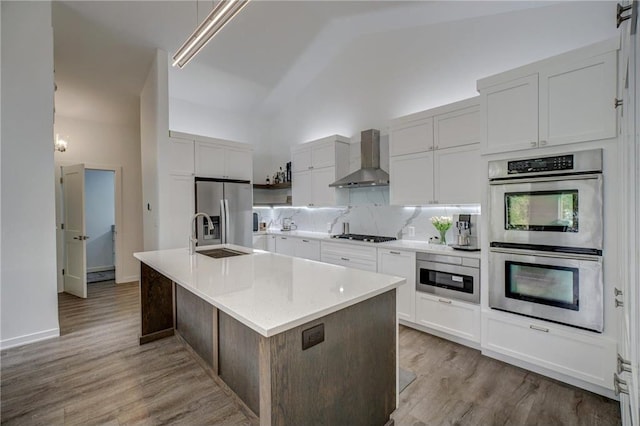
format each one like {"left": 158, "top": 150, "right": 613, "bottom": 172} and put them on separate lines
{"left": 63, "top": 164, "right": 87, "bottom": 298}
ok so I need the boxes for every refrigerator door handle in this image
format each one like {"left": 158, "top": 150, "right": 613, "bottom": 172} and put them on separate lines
{"left": 220, "top": 199, "right": 226, "bottom": 244}
{"left": 224, "top": 199, "right": 230, "bottom": 244}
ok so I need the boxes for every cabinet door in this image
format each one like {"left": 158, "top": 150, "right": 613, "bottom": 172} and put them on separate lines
{"left": 195, "top": 142, "right": 226, "bottom": 178}
{"left": 434, "top": 105, "right": 480, "bottom": 150}
{"left": 296, "top": 238, "right": 320, "bottom": 261}
{"left": 275, "top": 236, "right": 296, "bottom": 256}
{"left": 164, "top": 173, "right": 194, "bottom": 249}
{"left": 389, "top": 152, "right": 434, "bottom": 205}
{"left": 378, "top": 249, "right": 416, "bottom": 322}
{"left": 416, "top": 292, "right": 480, "bottom": 343}
{"left": 292, "top": 147, "right": 312, "bottom": 172}
{"left": 252, "top": 235, "right": 267, "bottom": 250}
{"left": 266, "top": 235, "right": 277, "bottom": 252}
{"left": 311, "top": 167, "right": 337, "bottom": 207}
{"left": 168, "top": 137, "right": 195, "bottom": 175}
{"left": 434, "top": 144, "right": 481, "bottom": 204}
{"left": 292, "top": 170, "right": 312, "bottom": 207}
{"left": 311, "top": 142, "right": 335, "bottom": 169}
{"left": 540, "top": 51, "right": 617, "bottom": 147}
{"left": 390, "top": 118, "right": 433, "bottom": 156}
{"left": 481, "top": 74, "right": 539, "bottom": 154}
{"left": 225, "top": 148, "right": 252, "bottom": 181}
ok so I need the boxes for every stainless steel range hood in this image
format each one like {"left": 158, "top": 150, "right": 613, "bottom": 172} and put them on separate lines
{"left": 329, "top": 129, "right": 389, "bottom": 188}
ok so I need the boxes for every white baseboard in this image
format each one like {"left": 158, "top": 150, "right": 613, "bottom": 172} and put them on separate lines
{"left": 87, "top": 266, "right": 115, "bottom": 273}
{"left": 0, "top": 328, "right": 60, "bottom": 350}
{"left": 117, "top": 274, "right": 139, "bottom": 284}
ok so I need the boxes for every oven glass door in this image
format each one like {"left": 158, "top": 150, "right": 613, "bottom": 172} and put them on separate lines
{"left": 489, "top": 249, "right": 603, "bottom": 332}
{"left": 489, "top": 175, "right": 602, "bottom": 252}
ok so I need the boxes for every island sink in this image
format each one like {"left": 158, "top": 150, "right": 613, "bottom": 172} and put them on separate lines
{"left": 197, "top": 248, "right": 248, "bottom": 259}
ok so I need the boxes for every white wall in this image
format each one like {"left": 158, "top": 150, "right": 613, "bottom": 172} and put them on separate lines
{"left": 54, "top": 116, "right": 143, "bottom": 285}
{"left": 1, "top": 1, "right": 60, "bottom": 349}
{"left": 140, "top": 49, "right": 169, "bottom": 251}
{"left": 265, "top": 2, "right": 617, "bottom": 170}
{"left": 85, "top": 170, "right": 115, "bottom": 272}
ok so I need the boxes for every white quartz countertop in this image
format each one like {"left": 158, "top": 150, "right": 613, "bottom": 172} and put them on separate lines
{"left": 134, "top": 244, "right": 404, "bottom": 338}
{"left": 255, "top": 230, "right": 481, "bottom": 259}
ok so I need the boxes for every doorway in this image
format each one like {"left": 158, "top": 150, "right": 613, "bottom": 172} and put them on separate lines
{"left": 56, "top": 163, "right": 122, "bottom": 298}
{"left": 85, "top": 169, "right": 116, "bottom": 284}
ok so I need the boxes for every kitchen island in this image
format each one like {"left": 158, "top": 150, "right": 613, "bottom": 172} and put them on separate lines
{"left": 134, "top": 244, "right": 404, "bottom": 426}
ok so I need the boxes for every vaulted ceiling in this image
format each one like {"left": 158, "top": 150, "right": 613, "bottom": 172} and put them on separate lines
{"left": 52, "top": 1, "right": 554, "bottom": 125}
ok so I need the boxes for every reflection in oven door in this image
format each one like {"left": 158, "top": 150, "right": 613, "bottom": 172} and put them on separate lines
{"left": 489, "top": 249, "right": 603, "bottom": 332}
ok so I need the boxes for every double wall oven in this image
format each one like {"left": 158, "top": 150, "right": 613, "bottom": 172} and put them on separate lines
{"left": 488, "top": 149, "right": 604, "bottom": 332}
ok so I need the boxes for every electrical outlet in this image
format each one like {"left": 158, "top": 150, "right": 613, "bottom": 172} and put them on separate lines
{"left": 326, "top": 222, "right": 332, "bottom": 232}
{"left": 408, "top": 226, "right": 415, "bottom": 237}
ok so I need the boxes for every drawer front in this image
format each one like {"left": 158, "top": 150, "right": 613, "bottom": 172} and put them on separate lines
{"left": 321, "top": 254, "right": 377, "bottom": 272}
{"left": 296, "top": 238, "right": 321, "bottom": 261}
{"left": 415, "top": 292, "right": 479, "bottom": 342}
{"left": 321, "top": 241, "right": 378, "bottom": 262}
{"left": 482, "top": 312, "right": 616, "bottom": 389}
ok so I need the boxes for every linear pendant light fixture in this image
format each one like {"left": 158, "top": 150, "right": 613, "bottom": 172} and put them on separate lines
{"left": 172, "top": 0, "right": 250, "bottom": 69}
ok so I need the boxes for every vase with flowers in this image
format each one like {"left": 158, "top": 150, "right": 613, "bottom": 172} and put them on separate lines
{"left": 431, "top": 216, "right": 452, "bottom": 245}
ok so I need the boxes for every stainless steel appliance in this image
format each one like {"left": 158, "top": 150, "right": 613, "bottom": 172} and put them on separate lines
{"left": 489, "top": 149, "right": 603, "bottom": 254}
{"left": 489, "top": 247, "right": 603, "bottom": 332}
{"left": 488, "top": 149, "right": 604, "bottom": 332}
{"left": 331, "top": 234, "right": 396, "bottom": 243}
{"left": 195, "top": 177, "right": 253, "bottom": 247}
{"left": 449, "top": 214, "right": 480, "bottom": 251}
{"left": 329, "top": 129, "right": 389, "bottom": 188}
{"left": 416, "top": 252, "right": 480, "bottom": 304}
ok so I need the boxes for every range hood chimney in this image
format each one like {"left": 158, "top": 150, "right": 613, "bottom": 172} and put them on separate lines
{"left": 329, "top": 129, "right": 390, "bottom": 188}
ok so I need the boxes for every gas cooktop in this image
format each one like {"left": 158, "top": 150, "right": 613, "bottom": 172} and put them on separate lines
{"left": 331, "top": 234, "right": 397, "bottom": 243}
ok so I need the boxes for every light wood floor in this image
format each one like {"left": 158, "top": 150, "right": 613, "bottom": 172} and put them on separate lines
{"left": 1, "top": 281, "right": 621, "bottom": 425}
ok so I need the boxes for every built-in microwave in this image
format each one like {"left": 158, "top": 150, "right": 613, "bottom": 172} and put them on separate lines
{"left": 416, "top": 252, "right": 480, "bottom": 304}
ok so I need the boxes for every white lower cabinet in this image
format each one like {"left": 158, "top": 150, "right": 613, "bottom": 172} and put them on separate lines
{"left": 252, "top": 235, "right": 268, "bottom": 250}
{"left": 275, "top": 236, "right": 296, "bottom": 257}
{"left": 320, "top": 242, "right": 377, "bottom": 272}
{"left": 482, "top": 311, "right": 617, "bottom": 391}
{"left": 296, "top": 238, "right": 320, "bottom": 261}
{"left": 377, "top": 249, "right": 415, "bottom": 322}
{"left": 415, "top": 292, "right": 480, "bottom": 343}
{"left": 266, "top": 235, "right": 276, "bottom": 252}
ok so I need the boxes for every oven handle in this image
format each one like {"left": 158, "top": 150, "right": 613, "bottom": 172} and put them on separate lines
{"left": 489, "top": 247, "right": 601, "bottom": 262}
{"left": 489, "top": 172, "right": 601, "bottom": 185}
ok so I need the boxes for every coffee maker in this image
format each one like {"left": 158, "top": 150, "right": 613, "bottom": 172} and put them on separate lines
{"left": 450, "top": 214, "right": 480, "bottom": 251}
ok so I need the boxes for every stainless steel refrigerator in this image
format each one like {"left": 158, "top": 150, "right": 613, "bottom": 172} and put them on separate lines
{"left": 195, "top": 177, "right": 253, "bottom": 247}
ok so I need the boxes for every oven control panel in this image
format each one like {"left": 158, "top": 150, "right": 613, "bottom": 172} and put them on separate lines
{"left": 507, "top": 155, "right": 574, "bottom": 174}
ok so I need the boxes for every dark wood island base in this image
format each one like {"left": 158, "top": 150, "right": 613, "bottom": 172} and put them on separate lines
{"left": 139, "top": 262, "right": 397, "bottom": 426}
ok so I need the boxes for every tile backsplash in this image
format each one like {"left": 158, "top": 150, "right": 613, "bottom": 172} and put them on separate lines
{"left": 254, "top": 204, "right": 481, "bottom": 242}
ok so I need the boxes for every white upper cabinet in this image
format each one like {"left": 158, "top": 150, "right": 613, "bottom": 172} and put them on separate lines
{"left": 389, "top": 97, "right": 481, "bottom": 205}
{"left": 168, "top": 131, "right": 253, "bottom": 181}
{"left": 290, "top": 135, "right": 350, "bottom": 207}
{"left": 540, "top": 51, "right": 617, "bottom": 147}
{"left": 390, "top": 118, "right": 433, "bottom": 156}
{"left": 478, "top": 38, "right": 619, "bottom": 154}
{"left": 480, "top": 75, "right": 539, "bottom": 154}
{"left": 168, "top": 136, "right": 195, "bottom": 175}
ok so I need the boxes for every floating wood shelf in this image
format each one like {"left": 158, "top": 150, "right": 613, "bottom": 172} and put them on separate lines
{"left": 253, "top": 182, "right": 291, "bottom": 190}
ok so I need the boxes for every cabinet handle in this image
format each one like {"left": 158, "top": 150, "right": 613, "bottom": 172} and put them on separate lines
{"left": 281, "top": 237, "right": 287, "bottom": 240}
{"left": 340, "top": 257, "right": 350, "bottom": 261}
{"left": 438, "top": 298, "right": 452, "bottom": 304}
{"left": 615, "top": 299, "right": 624, "bottom": 308}
{"left": 428, "top": 146, "right": 434, "bottom": 151}
{"left": 529, "top": 325, "right": 549, "bottom": 333}
{"left": 540, "top": 140, "right": 548, "bottom": 146}
{"left": 614, "top": 287, "right": 623, "bottom": 296}
{"left": 434, "top": 145, "right": 439, "bottom": 150}
{"left": 302, "top": 240, "right": 309, "bottom": 243}
{"left": 530, "top": 141, "right": 538, "bottom": 147}
{"left": 617, "top": 354, "right": 632, "bottom": 374}
{"left": 390, "top": 251, "right": 401, "bottom": 255}
{"left": 613, "top": 373, "right": 630, "bottom": 396}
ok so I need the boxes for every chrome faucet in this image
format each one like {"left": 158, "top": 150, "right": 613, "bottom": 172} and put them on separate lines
{"left": 190, "top": 212, "right": 213, "bottom": 255}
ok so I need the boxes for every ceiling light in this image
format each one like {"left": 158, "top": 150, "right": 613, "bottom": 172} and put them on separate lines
{"left": 55, "top": 134, "right": 68, "bottom": 152}
{"left": 172, "top": 0, "right": 250, "bottom": 69}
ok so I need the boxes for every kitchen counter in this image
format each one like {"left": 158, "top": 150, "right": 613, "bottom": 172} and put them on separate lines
{"left": 257, "top": 229, "right": 481, "bottom": 259}
{"left": 134, "top": 244, "right": 403, "bottom": 337}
